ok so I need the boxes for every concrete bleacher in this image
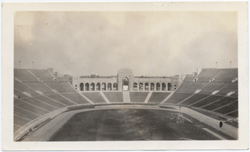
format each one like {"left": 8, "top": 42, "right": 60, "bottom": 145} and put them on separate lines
{"left": 214, "top": 101, "right": 238, "bottom": 117}
{"left": 14, "top": 88, "right": 29, "bottom": 99}
{"left": 148, "top": 92, "right": 170, "bottom": 103}
{"left": 34, "top": 96, "right": 65, "bottom": 108}
{"left": 14, "top": 106, "right": 40, "bottom": 120}
{"left": 199, "top": 81, "right": 226, "bottom": 95}
{"left": 176, "top": 81, "right": 208, "bottom": 93}
{"left": 103, "top": 92, "right": 123, "bottom": 102}
{"left": 14, "top": 115, "right": 30, "bottom": 127}
{"left": 216, "top": 83, "right": 238, "bottom": 96}
{"left": 165, "top": 92, "right": 193, "bottom": 104}
{"left": 21, "top": 97, "right": 59, "bottom": 111}
{"left": 227, "top": 111, "right": 238, "bottom": 117}
{"left": 29, "top": 69, "right": 54, "bottom": 81}
{"left": 60, "top": 92, "right": 90, "bottom": 104}
{"left": 14, "top": 99, "right": 49, "bottom": 115}
{"left": 14, "top": 69, "right": 38, "bottom": 82}
{"left": 181, "top": 94, "right": 209, "bottom": 105}
{"left": 14, "top": 82, "right": 40, "bottom": 97}
{"left": 23, "top": 82, "right": 55, "bottom": 95}
{"left": 202, "top": 97, "right": 237, "bottom": 111}
{"left": 165, "top": 68, "right": 238, "bottom": 118}
{"left": 130, "top": 92, "right": 149, "bottom": 103}
{"left": 195, "top": 69, "right": 221, "bottom": 81}
{"left": 82, "top": 92, "right": 106, "bottom": 103}
{"left": 190, "top": 95, "right": 223, "bottom": 107}
{"left": 214, "top": 69, "right": 238, "bottom": 82}
{"left": 46, "top": 94, "right": 75, "bottom": 106}
{"left": 44, "top": 81, "right": 76, "bottom": 93}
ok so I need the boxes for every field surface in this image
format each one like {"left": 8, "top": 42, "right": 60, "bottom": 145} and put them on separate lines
{"left": 50, "top": 109, "right": 218, "bottom": 141}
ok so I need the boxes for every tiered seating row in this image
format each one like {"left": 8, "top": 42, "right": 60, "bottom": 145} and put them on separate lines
{"left": 44, "top": 82, "right": 76, "bottom": 93}
{"left": 148, "top": 92, "right": 170, "bottom": 103}
{"left": 214, "top": 101, "right": 238, "bottom": 116}
{"left": 196, "top": 69, "right": 221, "bottom": 81}
{"left": 202, "top": 97, "right": 237, "bottom": 111}
{"left": 165, "top": 68, "right": 238, "bottom": 118}
{"left": 29, "top": 69, "right": 54, "bottom": 81}
{"left": 181, "top": 94, "right": 209, "bottom": 105}
{"left": 103, "top": 92, "right": 123, "bottom": 102}
{"left": 61, "top": 92, "right": 90, "bottom": 104}
{"left": 214, "top": 69, "right": 238, "bottom": 82}
{"left": 14, "top": 69, "right": 38, "bottom": 82}
{"left": 130, "top": 92, "right": 149, "bottom": 103}
{"left": 82, "top": 92, "right": 106, "bottom": 103}
{"left": 166, "top": 93, "right": 193, "bottom": 104}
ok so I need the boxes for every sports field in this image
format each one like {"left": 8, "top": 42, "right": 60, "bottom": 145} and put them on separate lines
{"left": 50, "top": 109, "right": 219, "bottom": 141}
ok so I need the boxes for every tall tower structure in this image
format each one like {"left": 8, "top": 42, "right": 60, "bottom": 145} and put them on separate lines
{"left": 117, "top": 68, "right": 134, "bottom": 91}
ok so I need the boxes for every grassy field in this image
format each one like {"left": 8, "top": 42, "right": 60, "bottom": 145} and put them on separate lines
{"left": 50, "top": 109, "right": 219, "bottom": 141}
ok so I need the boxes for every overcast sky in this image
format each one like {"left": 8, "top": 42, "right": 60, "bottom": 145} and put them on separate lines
{"left": 14, "top": 11, "right": 237, "bottom": 77}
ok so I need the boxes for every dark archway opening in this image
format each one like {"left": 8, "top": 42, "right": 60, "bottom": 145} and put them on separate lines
{"left": 85, "top": 83, "right": 89, "bottom": 91}
{"left": 113, "top": 83, "right": 118, "bottom": 90}
{"left": 168, "top": 83, "right": 172, "bottom": 91}
{"left": 150, "top": 83, "right": 154, "bottom": 91}
{"left": 139, "top": 83, "right": 143, "bottom": 91}
{"left": 162, "top": 83, "right": 166, "bottom": 91}
{"left": 80, "top": 83, "right": 84, "bottom": 91}
{"left": 108, "top": 83, "right": 112, "bottom": 90}
{"left": 91, "top": 83, "right": 95, "bottom": 91}
{"left": 156, "top": 83, "right": 160, "bottom": 91}
{"left": 133, "top": 83, "right": 138, "bottom": 91}
{"left": 102, "top": 83, "right": 106, "bottom": 91}
{"left": 122, "top": 77, "right": 129, "bottom": 91}
{"left": 96, "top": 83, "right": 100, "bottom": 91}
{"left": 145, "top": 83, "right": 149, "bottom": 91}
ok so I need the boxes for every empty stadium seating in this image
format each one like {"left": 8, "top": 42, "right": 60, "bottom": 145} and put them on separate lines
{"left": 82, "top": 92, "right": 106, "bottom": 103}
{"left": 130, "top": 92, "right": 149, "bottom": 103}
{"left": 190, "top": 95, "right": 222, "bottom": 107}
{"left": 181, "top": 94, "right": 209, "bottom": 105}
{"left": 214, "top": 69, "right": 238, "bottom": 82}
{"left": 44, "top": 81, "right": 76, "bottom": 93}
{"left": 29, "top": 69, "right": 54, "bottom": 81}
{"left": 103, "top": 92, "right": 123, "bottom": 102}
{"left": 148, "top": 92, "right": 170, "bottom": 103}
{"left": 202, "top": 97, "right": 237, "bottom": 111}
{"left": 13, "top": 68, "right": 239, "bottom": 135}
{"left": 195, "top": 69, "right": 221, "bottom": 81}
{"left": 14, "top": 69, "right": 38, "bottom": 82}
{"left": 166, "top": 92, "right": 193, "bottom": 104}
{"left": 165, "top": 68, "right": 238, "bottom": 118}
{"left": 60, "top": 92, "right": 90, "bottom": 104}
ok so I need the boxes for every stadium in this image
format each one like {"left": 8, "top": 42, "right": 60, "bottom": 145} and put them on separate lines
{"left": 12, "top": 11, "right": 240, "bottom": 142}
{"left": 14, "top": 67, "right": 238, "bottom": 141}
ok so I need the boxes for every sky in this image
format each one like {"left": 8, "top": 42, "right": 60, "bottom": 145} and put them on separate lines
{"left": 14, "top": 11, "right": 237, "bottom": 77}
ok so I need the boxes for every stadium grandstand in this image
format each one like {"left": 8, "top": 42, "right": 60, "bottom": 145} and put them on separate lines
{"left": 14, "top": 68, "right": 238, "bottom": 141}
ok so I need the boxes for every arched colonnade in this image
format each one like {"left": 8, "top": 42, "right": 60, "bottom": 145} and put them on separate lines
{"left": 78, "top": 82, "right": 172, "bottom": 91}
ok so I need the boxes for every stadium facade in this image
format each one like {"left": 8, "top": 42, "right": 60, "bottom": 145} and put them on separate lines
{"left": 73, "top": 68, "right": 181, "bottom": 92}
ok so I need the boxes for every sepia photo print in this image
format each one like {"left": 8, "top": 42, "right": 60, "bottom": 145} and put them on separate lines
{"left": 2, "top": 2, "right": 249, "bottom": 150}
